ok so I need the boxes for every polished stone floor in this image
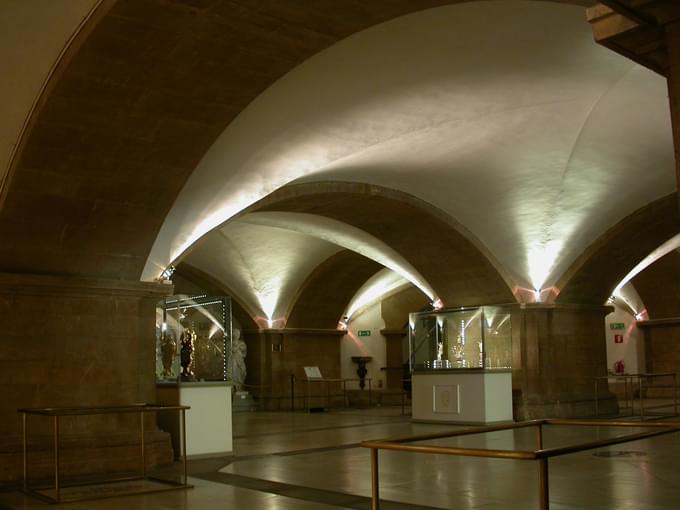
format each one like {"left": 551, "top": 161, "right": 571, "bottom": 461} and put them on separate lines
{"left": 2, "top": 407, "right": 680, "bottom": 509}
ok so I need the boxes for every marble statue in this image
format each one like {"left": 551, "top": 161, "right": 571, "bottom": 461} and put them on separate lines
{"left": 232, "top": 328, "right": 247, "bottom": 390}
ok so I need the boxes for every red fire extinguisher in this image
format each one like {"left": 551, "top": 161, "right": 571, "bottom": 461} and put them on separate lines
{"left": 613, "top": 359, "right": 625, "bottom": 374}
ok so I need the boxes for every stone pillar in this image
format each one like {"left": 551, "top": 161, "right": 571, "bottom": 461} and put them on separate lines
{"left": 0, "top": 273, "right": 173, "bottom": 481}
{"left": 242, "top": 329, "right": 272, "bottom": 402}
{"left": 666, "top": 22, "right": 680, "bottom": 196}
{"left": 512, "top": 303, "right": 617, "bottom": 420}
{"left": 638, "top": 318, "right": 680, "bottom": 398}
{"left": 381, "top": 329, "right": 407, "bottom": 390}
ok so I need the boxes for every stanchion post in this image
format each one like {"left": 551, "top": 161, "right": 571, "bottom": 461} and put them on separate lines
{"left": 291, "top": 374, "right": 295, "bottom": 411}
{"left": 536, "top": 422, "right": 544, "bottom": 450}
{"left": 538, "top": 458, "right": 549, "bottom": 510}
{"left": 22, "top": 412, "right": 27, "bottom": 491}
{"left": 182, "top": 408, "right": 188, "bottom": 485}
{"left": 54, "top": 415, "right": 60, "bottom": 502}
{"left": 371, "top": 447, "right": 380, "bottom": 510}
{"left": 674, "top": 373, "right": 678, "bottom": 416}
{"left": 594, "top": 378, "right": 599, "bottom": 416}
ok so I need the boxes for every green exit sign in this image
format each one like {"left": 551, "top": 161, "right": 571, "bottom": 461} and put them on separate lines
{"left": 610, "top": 323, "right": 625, "bottom": 330}
{"left": 358, "top": 330, "right": 371, "bottom": 337}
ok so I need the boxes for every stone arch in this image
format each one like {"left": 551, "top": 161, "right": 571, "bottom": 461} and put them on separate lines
{"left": 381, "top": 286, "right": 430, "bottom": 331}
{"left": 285, "top": 250, "right": 383, "bottom": 329}
{"left": 555, "top": 194, "right": 680, "bottom": 305}
{"left": 250, "top": 181, "right": 516, "bottom": 307}
{"left": 0, "top": 0, "right": 593, "bottom": 282}
{"left": 174, "top": 262, "right": 258, "bottom": 330}
{"left": 632, "top": 250, "right": 680, "bottom": 319}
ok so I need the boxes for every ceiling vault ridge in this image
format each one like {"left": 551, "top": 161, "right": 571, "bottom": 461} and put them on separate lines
{"left": 213, "top": 228, "right": 260, "bottom": 293}
{"left": 259, "top": 180, "right": 520, "bottom": 294}
{"left": 558, "top": 63, "right": 637, "bottom": 183}
{"left": 308, "top": 96, "right": 598, "bottom": 177}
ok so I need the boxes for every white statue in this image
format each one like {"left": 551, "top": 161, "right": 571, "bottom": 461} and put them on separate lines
{"left": 231, "top": 328, "right": 247, "bottom": 391}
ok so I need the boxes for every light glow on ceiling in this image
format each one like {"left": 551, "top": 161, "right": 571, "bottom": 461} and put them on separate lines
{"left": 241, "top": 212, "right": 437, "bottom": 301}
{"left": 614, "top": 233, "right": 680, "bottom": 293}
{"left": 255, "top": 274, "right": 284, "bottom": 322}
{"left": 344, "top": 269, "right": 410, "bottom": 320}
{"left": 612, "top": 281, "right": 647, "bottom": 320}
{"left": 527, "top": 240, "right": 563, "bottom": 292}
{"left": 143, "top": 0, "right": 674, "bottom": 309}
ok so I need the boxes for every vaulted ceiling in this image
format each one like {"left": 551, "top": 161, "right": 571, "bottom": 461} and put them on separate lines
{"left": 0, "top": 0, "right": 677, "bottom": 325}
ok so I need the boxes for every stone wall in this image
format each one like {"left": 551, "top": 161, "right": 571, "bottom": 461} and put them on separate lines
{"left": 0, "top": 273, "right": 173, "bottom": 482}
{"left": 242, "top": 329, "right": 343, "bottom": 410}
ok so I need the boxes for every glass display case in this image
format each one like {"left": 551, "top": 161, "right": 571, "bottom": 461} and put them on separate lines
{"left": 409, "top": 306, "right": 511, "bottom": 371}
{"left": 156, "top": 295, "right": 232, "bottom": 383}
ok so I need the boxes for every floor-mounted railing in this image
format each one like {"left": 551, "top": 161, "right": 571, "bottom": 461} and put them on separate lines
{"left": 594, "top": 372, "right": 678, "bottom": 418}
{"left": 19, "top": 403, "right": 192, "bottom": 504}
{"left": 361, "top": 418, "right": 680, "bottom": 510}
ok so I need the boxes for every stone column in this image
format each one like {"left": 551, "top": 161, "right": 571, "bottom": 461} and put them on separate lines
{"left": 512, "top": 303, "right": 617, "bottom": 420}
{"left": 666, "top": 22, "right": 680, "bottom": 196}
{"left": 0, "top": 273, "right": 173, "bottom": 481}
{"left": 381, "top": 329, "right": 407, "bottom": 390}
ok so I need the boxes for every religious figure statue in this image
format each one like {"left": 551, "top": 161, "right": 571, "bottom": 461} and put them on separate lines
{"left": 161, "top": 330, "right": 177, "bottom": 377}
{"left": 180, "top": 329, "right": 195, "bottom": 380}
{"left": 231, "top": 328, "right": 247, "bottom": 390}
{"left": 179, "top": 311, "right": 196, "bottom": 381}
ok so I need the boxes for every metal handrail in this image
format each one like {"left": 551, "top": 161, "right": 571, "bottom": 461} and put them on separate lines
{"left": 594, "top": 372, "right": 678, "bottom": 418}
{"left": 19, "top": 403, "right": 189, "bottom": 416}
{"left": 289, "top": 374, "right": 374, "bottom": 411}
{"left": 361, "top": 418, "right": 680, "bottom": 510}
{"left": 19, "top": 403, "right": 192, "bottom": 504}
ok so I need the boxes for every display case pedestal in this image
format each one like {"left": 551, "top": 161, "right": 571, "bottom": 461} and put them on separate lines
{"left": 157, "top": 381, "right": 232, "bottom": 457}
{"left": 411, "top": 369, "right": 512, "bottom": 424}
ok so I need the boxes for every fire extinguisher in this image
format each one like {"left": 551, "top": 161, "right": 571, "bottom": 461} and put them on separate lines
{"left": 613, "top": 359, "right": 625, "bottom": 374}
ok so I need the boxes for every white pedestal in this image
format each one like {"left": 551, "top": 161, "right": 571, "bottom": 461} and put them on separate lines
{"left": 179, "top": 382, "right": 232, "bottom": 457}
{"left": 412, "top": 370, "right": 513, "bottom": 424}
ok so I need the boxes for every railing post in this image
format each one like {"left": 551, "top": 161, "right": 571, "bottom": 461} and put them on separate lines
{"left": 291, "top": 374, "right": 295, "bottom": 411}
{"left": 182, "top": 408, "right": 188, "bottom": 485}
{"left": 54, "top": 415, "right": 60, "bottom": 502}
{"left": 538, "top": 458, "right": 549, "bottom": 510}
{"left": 639, "top": 376, "right": 645, "bottom": 418}
{"left": 22, "top": 412, "right": 27, "bottom": 492}
{"left": 371, "top": 447, "right": 380, "bottom": 510}
{"left": 536, "top": 422, "right": 544, "bottom": 450}
{"left": 674, "top": 373, "right": 678, "bottom": 416}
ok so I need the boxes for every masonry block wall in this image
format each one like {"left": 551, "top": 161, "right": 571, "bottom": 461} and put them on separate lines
{"left": 0, "top": 273, "right": 173, "bottom": 482}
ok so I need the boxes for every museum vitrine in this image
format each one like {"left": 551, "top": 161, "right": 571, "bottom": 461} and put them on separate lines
{"left": 156, "top": 295, "right": 232, "bottom": 382}
{"left": 409, "top": 306, "right": 512, "bottom": 371}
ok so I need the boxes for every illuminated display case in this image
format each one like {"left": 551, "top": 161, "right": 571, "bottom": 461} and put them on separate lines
{"left": 156, "top": 295, "right": 232, "bottom": 383}
{"left": 409, "top": 306, "right": 512, "bottom": 371}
